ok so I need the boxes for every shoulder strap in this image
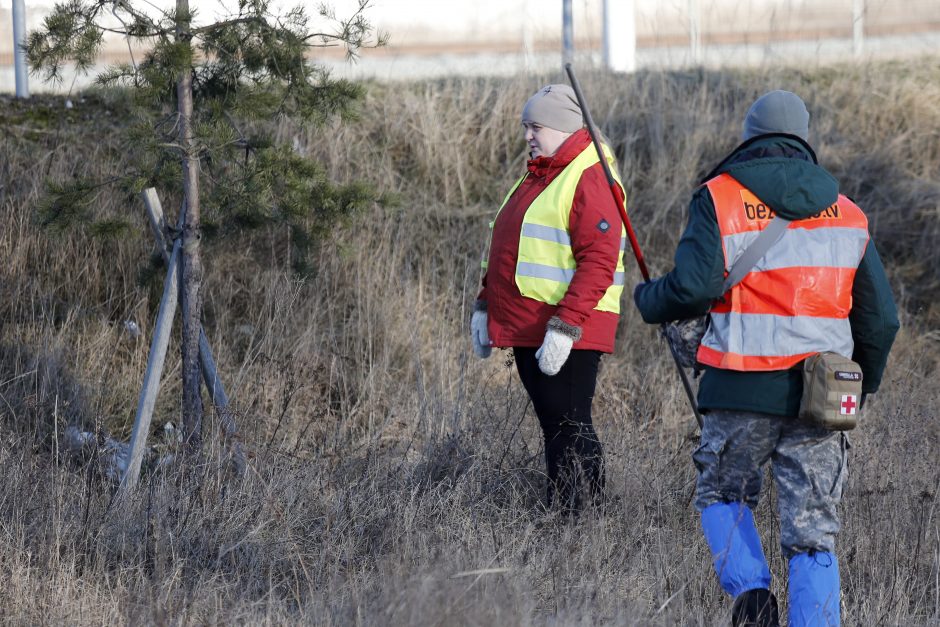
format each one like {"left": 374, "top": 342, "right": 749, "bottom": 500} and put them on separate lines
{"left": 722, "top": 216, "right": 791, "bottom": 293}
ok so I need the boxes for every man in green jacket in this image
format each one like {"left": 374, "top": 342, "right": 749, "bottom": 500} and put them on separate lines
{"left": 634, "top": 91, "right": 899, "bottom": 627}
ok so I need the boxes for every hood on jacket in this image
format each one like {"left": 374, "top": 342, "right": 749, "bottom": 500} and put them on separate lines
{"left": 704, "top": 134, "right": 839, "bottom": 220}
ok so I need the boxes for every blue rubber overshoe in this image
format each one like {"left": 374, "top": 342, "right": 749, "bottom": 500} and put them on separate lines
{"left": 788, "top": 552, "right": 840, "bottom": 627}
{"left": 701, "top": 502, "right": 772, "bottom": 596}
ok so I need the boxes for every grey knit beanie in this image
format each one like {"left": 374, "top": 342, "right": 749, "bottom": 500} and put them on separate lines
{"left": 742, "top": 90, "right": 809, "bottom": 141}
{"left": 521, "top": 84, "right": 583, "bottom": 133}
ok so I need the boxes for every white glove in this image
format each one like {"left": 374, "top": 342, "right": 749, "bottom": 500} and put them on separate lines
{"left": 535, "top": 328, "right": 574, "bottom": 376}
{"left": 470, "top": 310, "right": 492, "bottom": 358}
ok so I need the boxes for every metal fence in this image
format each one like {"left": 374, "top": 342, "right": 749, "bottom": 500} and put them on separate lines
{"left": 3, "top": 0, "right": 940, "bottom": 91}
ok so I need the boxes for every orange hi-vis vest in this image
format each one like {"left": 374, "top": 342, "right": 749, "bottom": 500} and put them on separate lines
{"left": 697, "top": 173, "right": 870, "bottom": 371}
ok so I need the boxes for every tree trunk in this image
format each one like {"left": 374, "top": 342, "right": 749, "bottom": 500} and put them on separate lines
{"left": 177, "top": 0, "right": 203, "bottom": 449}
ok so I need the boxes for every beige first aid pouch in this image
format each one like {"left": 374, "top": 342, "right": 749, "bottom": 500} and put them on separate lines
{"left": 799, "top": 352, "right": 863, "bottom": 431}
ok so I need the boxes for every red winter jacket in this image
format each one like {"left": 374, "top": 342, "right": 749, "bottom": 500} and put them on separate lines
{"left": 479, "top": 130, "right": 624, "bottom": 353}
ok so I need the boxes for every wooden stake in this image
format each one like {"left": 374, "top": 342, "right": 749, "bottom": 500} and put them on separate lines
{"left": 140, "top": 188, "right": 248, "bottom": 476}
{"left": 119, "top": 235, "right": 181, "bottom": 495}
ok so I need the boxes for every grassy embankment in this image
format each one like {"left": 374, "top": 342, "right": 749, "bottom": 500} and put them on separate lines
{"left": 0, "top": 61, "right": 938, "bottom": 624}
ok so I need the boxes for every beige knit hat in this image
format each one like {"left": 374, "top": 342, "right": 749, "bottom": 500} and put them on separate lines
{"left": 521, "top": 84, "right": 584, "bottom": 133}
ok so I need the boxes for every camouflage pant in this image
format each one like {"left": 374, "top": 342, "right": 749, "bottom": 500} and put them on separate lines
{"left": 693, "top": 410, "right": 849, "bottom": 558}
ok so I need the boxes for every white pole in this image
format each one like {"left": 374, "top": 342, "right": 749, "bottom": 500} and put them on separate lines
{"left": 119, "top": 235, "right": 181, "bottom": 495}
{"left": 562, "top": 0, "right": 574, "bottom": 70}
{"left": 853, "top": 0, "right": 865, "bottom": 59}
{"left": 522, "top": 0, "right": 534, "bottom": 71}
{"left": 12, "top": 0, "right": 30, "bottom": 98}
{"left": 689, "top": 0, "right": 702, "bottom": 65}
{"left": 603, "top": 0, "right": 636, "bottom": 73}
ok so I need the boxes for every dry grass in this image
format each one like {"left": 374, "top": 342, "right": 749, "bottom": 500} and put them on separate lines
{"left": 0, "top": 60, "right": 938, "bottom": 625}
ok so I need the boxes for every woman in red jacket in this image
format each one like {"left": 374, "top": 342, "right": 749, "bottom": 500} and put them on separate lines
{"left": 471, "top": 84, "right": 626, "bottom": 514}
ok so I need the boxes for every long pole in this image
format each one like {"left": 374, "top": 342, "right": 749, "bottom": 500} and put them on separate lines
{"left": 603, "top": 0, "right": 636, "bottom": 73}
{"left": 521, "top": 0, "right": 535, "bottom": 72}
{"left": 565, "top": 63, "right": 703, "bottom": 428}
{"left": 853, "top": 0, "right": 865, "bottom": 59}
{"left": 564, "top": 64, "right": 648, "bottom": 281}
{"left": 562, "top": 0, "right": 574, "bottom": 71}
{"left": 12, "top": 0, "right": 29, "bottom": 98}
{"left": 689, "top": 0, "right": 702, "bottom": 65}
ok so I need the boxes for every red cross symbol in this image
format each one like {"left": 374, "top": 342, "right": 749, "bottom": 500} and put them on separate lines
{"left": 840, "top": 394, "right": 857, "bottom": 415}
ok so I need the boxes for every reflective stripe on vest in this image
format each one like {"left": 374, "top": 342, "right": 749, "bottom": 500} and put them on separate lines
{"left": 489, "top": 142, "right": 626, "bottom": 313}
{"left": 697, "top": 173, "right": 869, "bottom": 371}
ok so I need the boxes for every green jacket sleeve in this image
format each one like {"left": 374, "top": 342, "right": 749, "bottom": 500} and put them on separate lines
{"left": 633, "top": 188, "right": 726, "bottom": 323}
{"left": 849, "top": 241, "right": 900, "bottom": 393}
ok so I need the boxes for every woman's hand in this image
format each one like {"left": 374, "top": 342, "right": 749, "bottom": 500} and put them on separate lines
{"left": 470, "top": 304, "right": 492, "bottom": 359}
{"left": 535, "top": 329, "right": 573, "bottom": 375}
{"left": 536, "top": 316, "right": 582, "bottom": 375}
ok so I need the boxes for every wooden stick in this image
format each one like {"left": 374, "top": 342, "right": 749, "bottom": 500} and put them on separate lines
{"left": 140, "top": 188, "right": 247, "bottom": 476}
{"left": 119, "top": 235, "right": 181, "bottom": 495}
{"left": 565, "top": 64, "right": 703, "bottom": 429}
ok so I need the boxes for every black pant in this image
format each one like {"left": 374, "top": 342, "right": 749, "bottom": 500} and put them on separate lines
{"left": 514, "top": 347, "right": 605, "bottom": 511}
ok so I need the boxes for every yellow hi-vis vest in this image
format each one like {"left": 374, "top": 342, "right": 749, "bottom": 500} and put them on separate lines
{"left": 483, "top": 143, "right": 627, "bottom": 314}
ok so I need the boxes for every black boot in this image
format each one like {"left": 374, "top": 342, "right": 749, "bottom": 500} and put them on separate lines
{"left": 731, "top": 588, "right": 780, "bottom": 627}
